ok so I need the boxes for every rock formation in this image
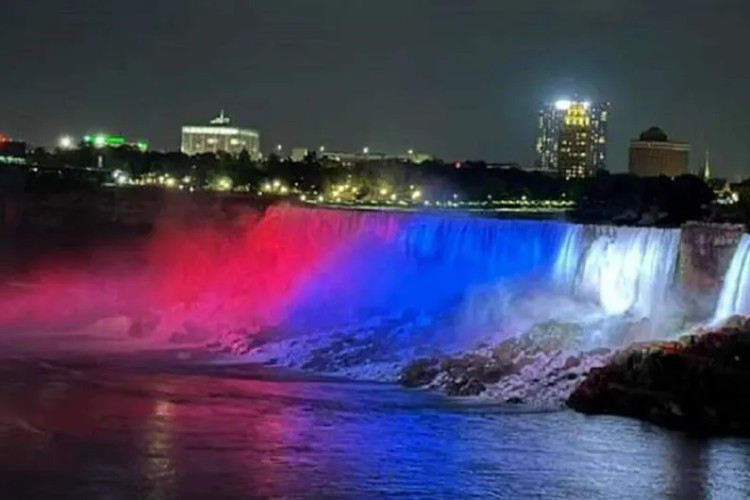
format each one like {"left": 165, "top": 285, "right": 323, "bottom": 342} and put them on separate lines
{"left": 568, "top": 317, "right": 750, "bottom": 435}
{"left": 400, "top": 321, "right": 613, "bottom": 406}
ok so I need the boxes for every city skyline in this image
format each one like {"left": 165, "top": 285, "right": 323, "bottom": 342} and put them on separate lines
{"left": 1, "top": 1, "right": 749, "bottom": 178}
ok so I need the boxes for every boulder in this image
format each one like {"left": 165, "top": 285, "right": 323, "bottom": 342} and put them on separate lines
{"left": 445, "top": 377, "right": 485, "bottom": 397}
{"left": 400, "top": 358, "right": 441, "bottom": 388}
{"left": 568, "top": 324, "right": 750, "bottom": 435}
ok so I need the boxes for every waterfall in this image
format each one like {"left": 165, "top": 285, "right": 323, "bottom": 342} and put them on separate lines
{"left": 168, "top": 205, "right": 684, "bottom": 338}
{"left": 576, "top": 227, "right": 680, "bottom": 319}
{"left": 552, "top": 225, "right": 681, "bottom": 319}
{"left": 280, "top": 207, "right": 571, "bottom": 328}
{"left": 552, "top": 225, "right": 584, "bottom": 290}
{"left": 714, "top": 234, "right": 750, "bottom": 321}
{"left": 261, "top": 207, "right": 686, "bottom": 327}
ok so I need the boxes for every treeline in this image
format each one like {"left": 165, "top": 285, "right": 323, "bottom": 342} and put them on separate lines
{"left": 17, "top": 145, "right": 719, "bottom": 226}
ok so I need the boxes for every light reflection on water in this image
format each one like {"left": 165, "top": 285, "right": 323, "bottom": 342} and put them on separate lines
{"left": 0, "top": 361, "right": 748, "bottom": 499}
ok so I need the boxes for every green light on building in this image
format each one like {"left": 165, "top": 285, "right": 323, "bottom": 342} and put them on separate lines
{"left": 83, "top": 134, "right": 147, "bottom": 150}
{"left": 106, "top": 135, "right": 125, "bottom": 146}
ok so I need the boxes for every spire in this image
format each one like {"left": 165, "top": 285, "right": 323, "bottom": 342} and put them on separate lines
{"left": 210, "top": 110, "right": 231, "bottom": 125}
{"left": 703, "top": 149, "right": 711, "bottom": 180}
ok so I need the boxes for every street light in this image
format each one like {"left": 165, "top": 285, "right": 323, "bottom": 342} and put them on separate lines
{"left": 363, "top": 147, "right": 369, "bottom": 155}
{"left": 58, "top": 136, "right": 74, "bottom": 149}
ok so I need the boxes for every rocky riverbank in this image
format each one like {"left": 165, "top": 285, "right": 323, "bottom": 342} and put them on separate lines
{"left": 568, "top": 317, "right": 750, "bottom": 435}
{"left": 399, "top": 321, "right": 614, "bottom": 407}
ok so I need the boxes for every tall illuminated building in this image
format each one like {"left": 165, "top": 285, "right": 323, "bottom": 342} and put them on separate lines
{"left": 181, "top": 111, "right": 260, "bottom": 158}
{"left": 536, "top": 99, "right": 610, "bottom": 178}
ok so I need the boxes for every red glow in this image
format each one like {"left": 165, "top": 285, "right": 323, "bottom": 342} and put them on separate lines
{"left": 0, "top": 204, "right": 399, "bottom": 348}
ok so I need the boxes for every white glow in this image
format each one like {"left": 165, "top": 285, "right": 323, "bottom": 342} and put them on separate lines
{"left": 363, "top": 147, "right": 369, "bottom": 154}
{"left": 217, "top": 176, "right": 233, "bottom": 191}
{"left": 58, "top": 136, "right": 74, "bottom": 149}
{"left": 555, "top": 100, "right": 572, "bottom": 110}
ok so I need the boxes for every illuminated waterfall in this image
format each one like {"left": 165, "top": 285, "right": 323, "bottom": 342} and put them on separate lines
{"left": 714, "top": 234, "right": 750, "bottom": 321}
{"left": 578, "top": 227, "right": 680, "bottom": 318}
{"left": 552, "top": 225, "right": 585, "bottom": 290}
{"left": 553, "top": 226, "right": 681, "bottom": 319}
{"left": 282, "top": 208, "right": 571, "bottom": 328}
{"left": 146, "top": 205, "right": 685, "bottom": 339}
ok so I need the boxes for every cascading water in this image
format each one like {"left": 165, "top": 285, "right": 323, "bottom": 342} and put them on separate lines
{"left": 283, "top": 209, "right": 572, "bottom": 331}
{"left": 570, "top": 227, "right": 681, "bottom": 319}
{"left": 552, "top": 225, "right": 585, "bottom": 290}
{"left": 0, "top": 203, "right": 692, "bottom": 357}
{"left": 714, "top": 234, "right": 750, "bottom": 321}
{"left": 154, "top": 205, "right": 684, "bottom": 338}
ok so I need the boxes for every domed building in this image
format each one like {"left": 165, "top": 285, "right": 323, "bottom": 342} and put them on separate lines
{"left": 628, "top": 127, "right": 690, "bottom": 177}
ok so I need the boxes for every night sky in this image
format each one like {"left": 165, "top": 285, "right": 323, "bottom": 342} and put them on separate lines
{"left": 1, "top": 1, "right": 748, "bottom": 178}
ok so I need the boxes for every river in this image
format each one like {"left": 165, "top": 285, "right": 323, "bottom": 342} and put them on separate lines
{"left": 0, "top": 354, "right": 748, "bottom": 499}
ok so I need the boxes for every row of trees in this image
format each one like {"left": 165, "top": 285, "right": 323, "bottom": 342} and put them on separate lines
{"left": 19, "top": 145, "right": 720, "bottom": 226}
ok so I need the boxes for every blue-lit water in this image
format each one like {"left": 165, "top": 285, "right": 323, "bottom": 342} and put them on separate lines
{"left": 1, "top": 357, "right": 749, "bottom": 499}
{"left": 278, "top": 209, "right": 684, "bottom": 344}
{"left": 285, "top": 214, "right": 570, "bottom": 330}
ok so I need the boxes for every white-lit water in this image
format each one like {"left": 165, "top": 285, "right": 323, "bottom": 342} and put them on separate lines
{"left": 715, "top": 234, "right": 750, "bottom": 321}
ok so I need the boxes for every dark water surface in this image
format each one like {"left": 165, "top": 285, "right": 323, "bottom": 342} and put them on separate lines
{"left": 0, "top": 356, "right": 749, "bottom": 500}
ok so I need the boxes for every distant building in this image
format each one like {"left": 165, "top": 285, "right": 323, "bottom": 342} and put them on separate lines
{"left": 536, "top": 99, "right": 610, "bottom": 178}
{"left": 320, "top": 149, "right": 433, "bottom": 167}
{"left": 291, "top": 148, "right": 309, "bottom": 162}
{"left": 628, "top": 127, "right": 689, "bottom": 177}
{"left": 181, "top": 111, "right": 260, "bottom": 158}
{"left": 0, "top": 134, "right": 27, "bottom": 165}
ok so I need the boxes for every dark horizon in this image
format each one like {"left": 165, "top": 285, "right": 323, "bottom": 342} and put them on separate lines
{"left": 1, "top": 1, "right": 749, "bottom": 178}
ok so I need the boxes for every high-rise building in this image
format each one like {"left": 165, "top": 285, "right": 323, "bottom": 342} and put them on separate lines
{"left": 536, "top": 99, "right": 610, "bottom": 178}
{"left": 628, "top": 127, "right": 689, "bottom": 177}
{"left": 181, "top": 111, "right": 260, "bottom": 158}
